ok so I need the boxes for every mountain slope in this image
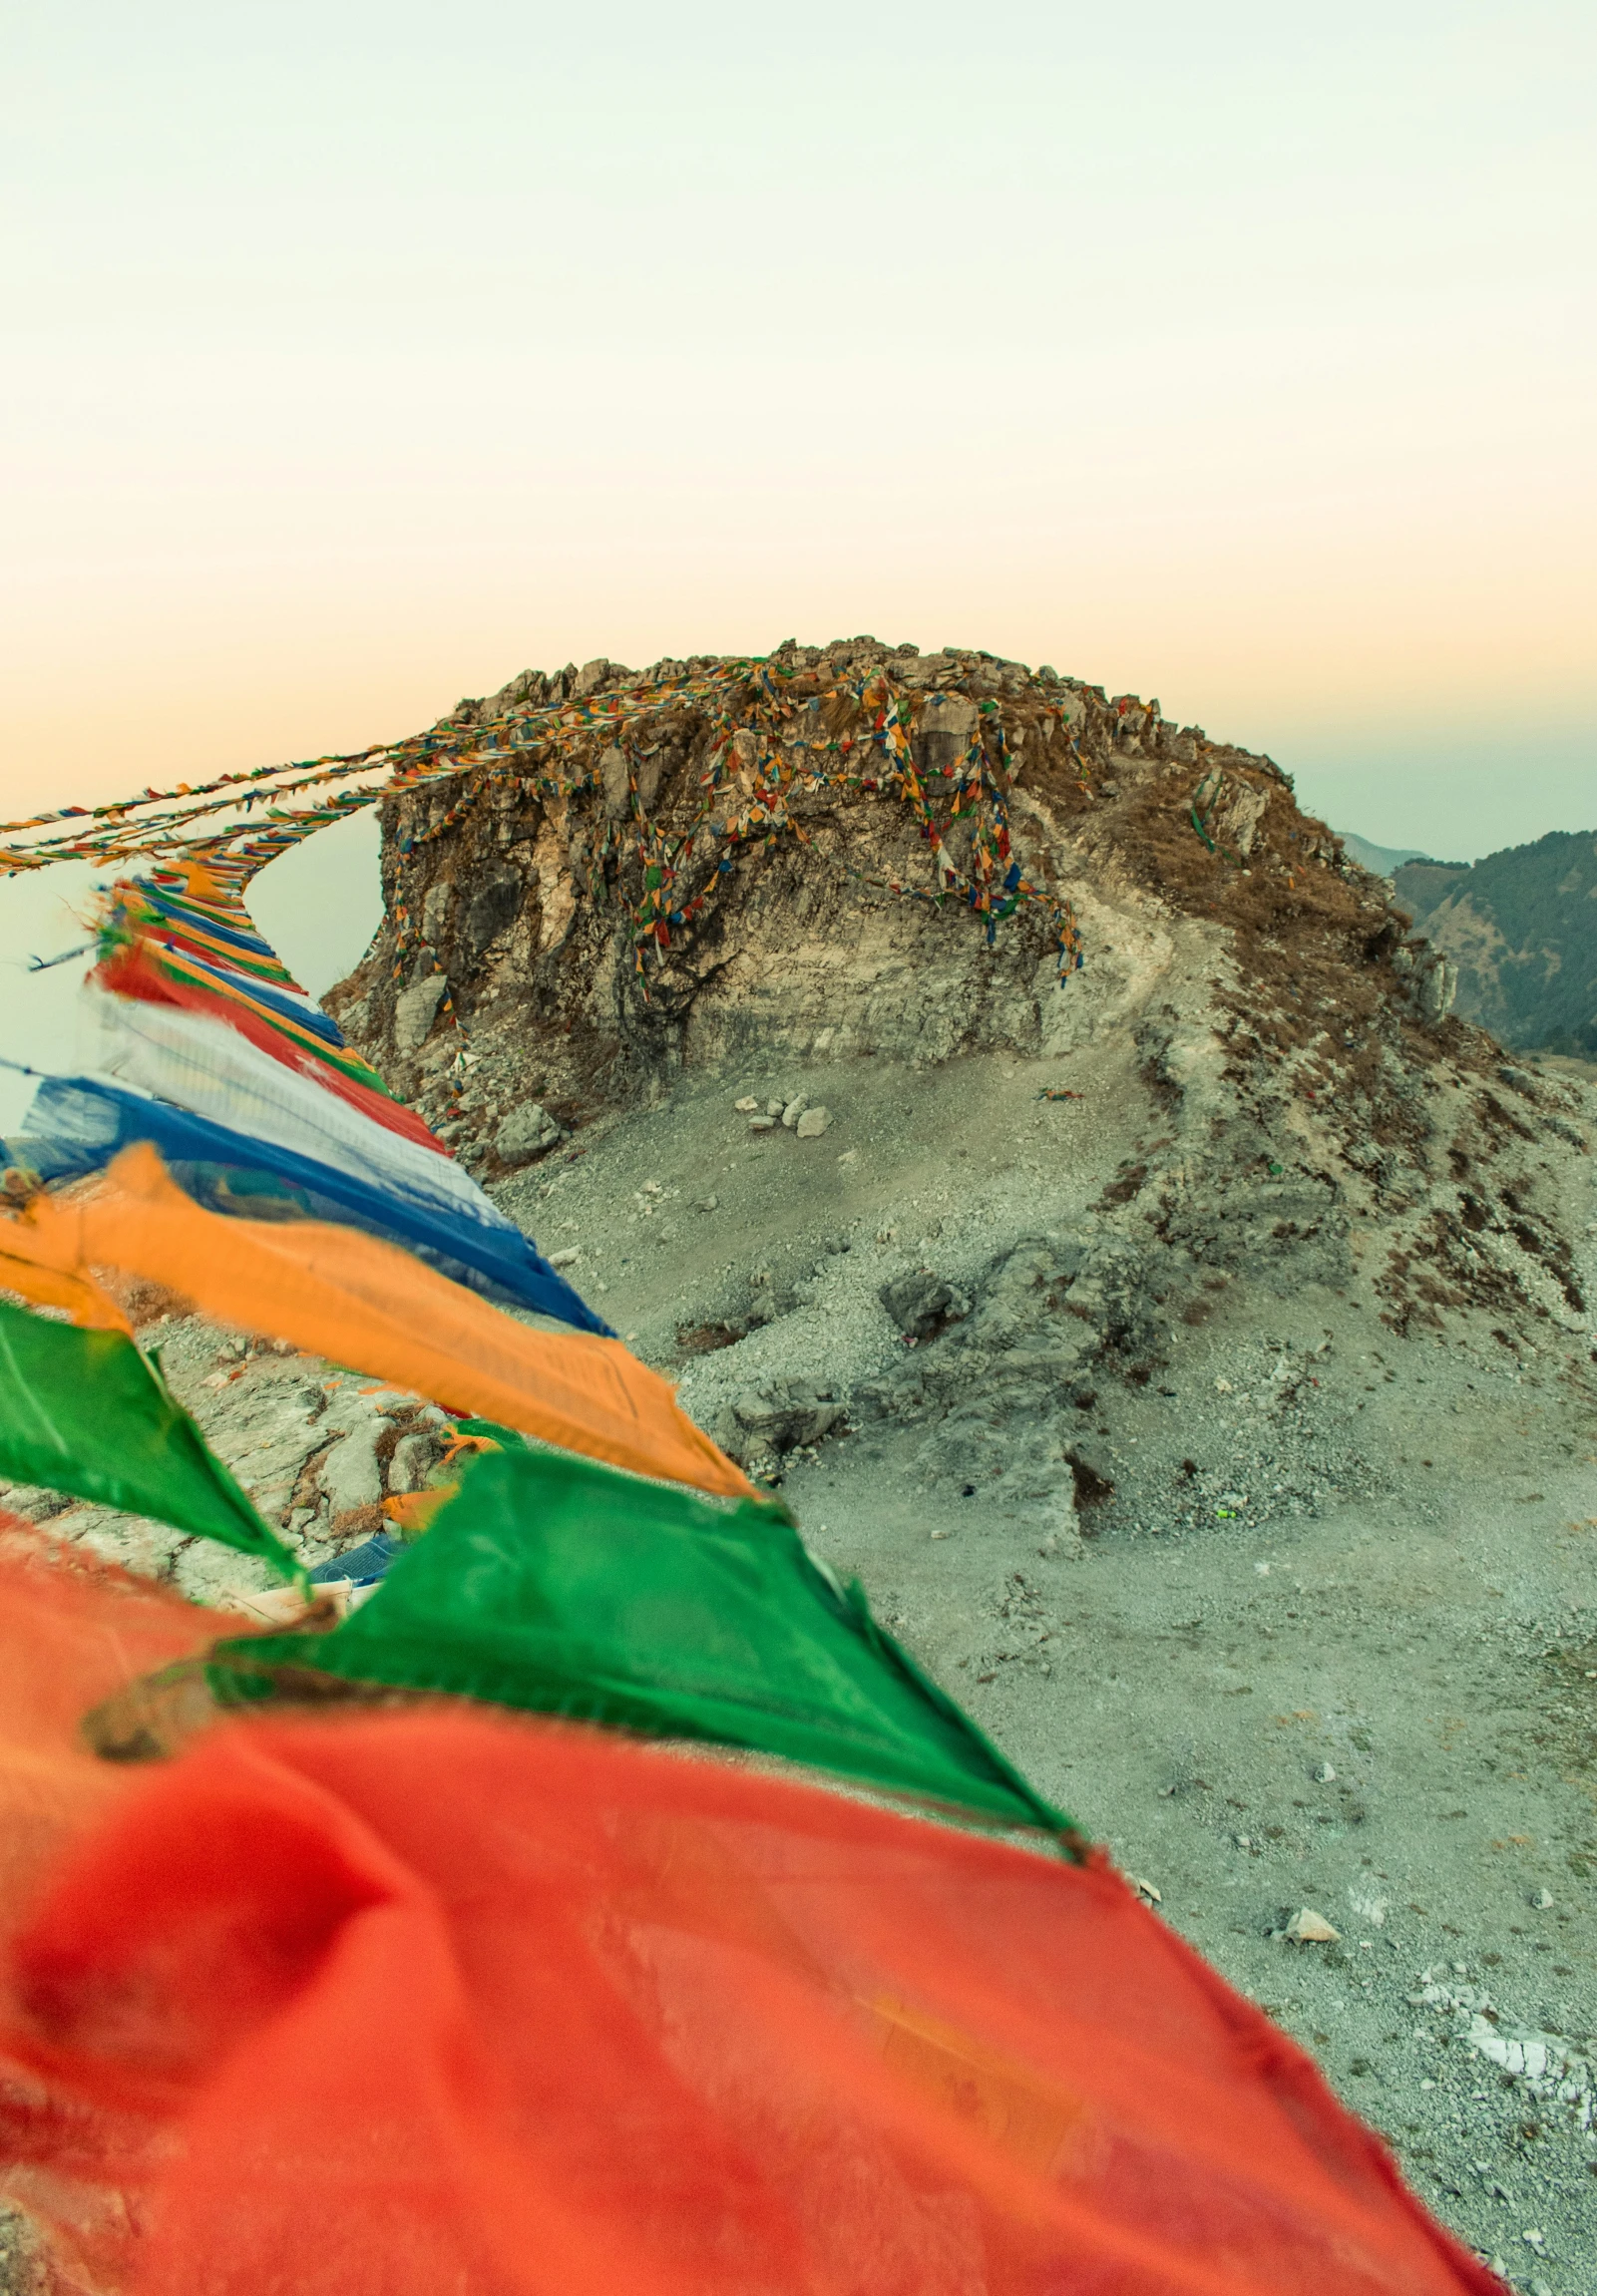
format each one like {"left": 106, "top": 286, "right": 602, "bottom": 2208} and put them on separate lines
{"left": 1397, "top": 829, "right": 1597, "bottom": 1055}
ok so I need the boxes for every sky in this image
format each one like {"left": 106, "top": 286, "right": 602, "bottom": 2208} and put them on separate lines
{"left": 2, "top": 0, "right": 1593, "bottom": 869}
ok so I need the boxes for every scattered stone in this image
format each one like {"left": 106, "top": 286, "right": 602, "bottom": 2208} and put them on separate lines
{"left": 795, "top": 1105, "right": 831, "bottom": 1138}
{"left": 496, "top": 1101, "right": 560, "bottom": 1165}
{"left": 697, "top": 1195, "right": 719, "bottom": 1212}
{"left": 1315, "top": 1760, "right": 1338, "bottom": 1783}
{"left": 781, "top": 1095, "right": 809, "bottom": 1129}
{"left": 711, "top": 1383, "right": 844, "bottom": 1477}
{"left": 1283, "top": 1908, "right": 1341, "bottom": 1943}
{"left": 1532, "top": 1887, "right": 1554, "bottom": 1909}
{"left": 765, "top": 1099, "right": 784, "bottom": 1118}
{"left": 734, "top": 1096, "right": 758, "bottom": 1112}
{"left": 548, "top": 1248, "right": 582, "bottom": 1269}
{"left": 749, "top": 1115, "right": 776, "bottom": 1132}
{"left": 1130, "top": 1875, "right": 1163, "bottom": 1904}
{"left": 879, "top": 1269, "right": 969, "bottom": 1343}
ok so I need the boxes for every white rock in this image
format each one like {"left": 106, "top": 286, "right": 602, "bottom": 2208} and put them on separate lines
{"left": 599, "top": 744, "right": 629, "bottom": 818}
{"left": 697, "top": 1196, "right": 718, "bottom": 1212}
{"left": 734, "top": 1097, "right": 758, "bottom": 1112}
{"left": 393, "top": 974, "right": 448, "bottom": 1053}
{"left": 765, "top": 1099, "right": 784, "bottom": 1117}
{"left": 1130, "top": 1875, "right": 1162, "bottom": 1905}
{"left": 749, "top": 1115, "right": 776, "bottom": 1132}
{"left": 319, "top": 1427, "right": 383, "bottom": 1517}
{"left": 795, "top": 1106, "right": 832, "bottom": 1138}
{"left": 1532, "top": 1887, "right": 1554, "bottom": 1908}
{"left": 1283, "top": 1907, "right": 1340, "bottom": 1943}
{"left": 548, "top": 1247, "right": 582, "bottom": 1269}
{"left": 1315, "top": 1760, "right": 1337, "bottom": 1783}
{"left": 781, "top": 1095, "right": 809, "bottom": 1128}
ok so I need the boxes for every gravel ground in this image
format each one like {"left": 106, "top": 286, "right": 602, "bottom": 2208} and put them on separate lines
{"left": 2, "top": 1043, "right": 1594, "bottom": 2289}
{"left": 499, "top": 1047, "right": 1597, "bottom": 2287}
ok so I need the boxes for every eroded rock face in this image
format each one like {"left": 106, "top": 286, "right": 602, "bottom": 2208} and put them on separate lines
{"left": 325, "top": 641, "right": 1255, "bottom": 1153}
{"left": 324, "top": 633, "right": 1590, "bottom": 1371}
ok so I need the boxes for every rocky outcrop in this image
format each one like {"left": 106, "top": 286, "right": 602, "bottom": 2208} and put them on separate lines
{"left": 327, "top": 636, "right": 1591, "bottom": 1361}
{"left": 327, "top": 638, "right": 1326, "bottom": 1148}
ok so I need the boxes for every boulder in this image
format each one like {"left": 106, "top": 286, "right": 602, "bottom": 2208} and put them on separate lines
{"left": 393, "top": 974, "right": 447, "bottom": 1053}
{"left": 879, "top": 1269, "right": 969, "bottom": 1342}
{"left": 496, "top": 1101, "right": 560, "bottom": 1165}
{"left": 318, "top": 1426, "right": 383, "bottom": 1516}
{"left": 387, "top": 1428, "right": 441, "bottom": 1495}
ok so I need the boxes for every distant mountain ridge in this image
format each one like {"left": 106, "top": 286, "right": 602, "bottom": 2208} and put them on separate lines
{"left": 1336, "top": 830, "right": 1435, "bottom": 880}
{"left": 1391, "top": 829, "right": 1597, "bottom": 1057}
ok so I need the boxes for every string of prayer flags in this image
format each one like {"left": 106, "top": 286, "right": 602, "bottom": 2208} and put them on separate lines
{"left": 101, "top": 932, "right": 444, "bottom": 1150}
{"left": 39, "top": 856, "right": 613, "bottom": 1334}
{"left": 1, "top": 657, "right": 1084, "bottom": 986}
{"left": 18, "top": 974, "right": 606, "bottom": 1330}
{"left": 11, "top": 1071, "right": 604, "bottom": 1329}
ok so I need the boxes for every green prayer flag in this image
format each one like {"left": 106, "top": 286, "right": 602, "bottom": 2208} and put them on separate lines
{"left": 209, "top": 1443, "right": 1068, "bottom": 1837}
{"left": 0, "top": 1298, "right": 301, "bottom": 1584}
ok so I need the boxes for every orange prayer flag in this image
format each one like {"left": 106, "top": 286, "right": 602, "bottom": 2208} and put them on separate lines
{"left": 1, "top": 1147, "right": 750, "bottom": 1501}
{"left": 0, "top": 1248, "right": 130, "bottom": 1334}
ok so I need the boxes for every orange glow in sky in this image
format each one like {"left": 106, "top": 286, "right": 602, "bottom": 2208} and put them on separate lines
{"left": 3, "top": 2, "right": 1592, "bottom": 861}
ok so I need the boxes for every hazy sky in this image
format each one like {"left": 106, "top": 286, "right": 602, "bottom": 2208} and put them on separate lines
{"left": 3, "top": 1, "right": 1593, "bottom": 860}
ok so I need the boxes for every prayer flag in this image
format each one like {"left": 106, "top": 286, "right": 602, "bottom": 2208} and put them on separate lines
{"left": 0, "top": 1300, "right": 299, "bottom": 1581}
{"left": 207, "top": 1442, "right": 1063, "bottom": 1835}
